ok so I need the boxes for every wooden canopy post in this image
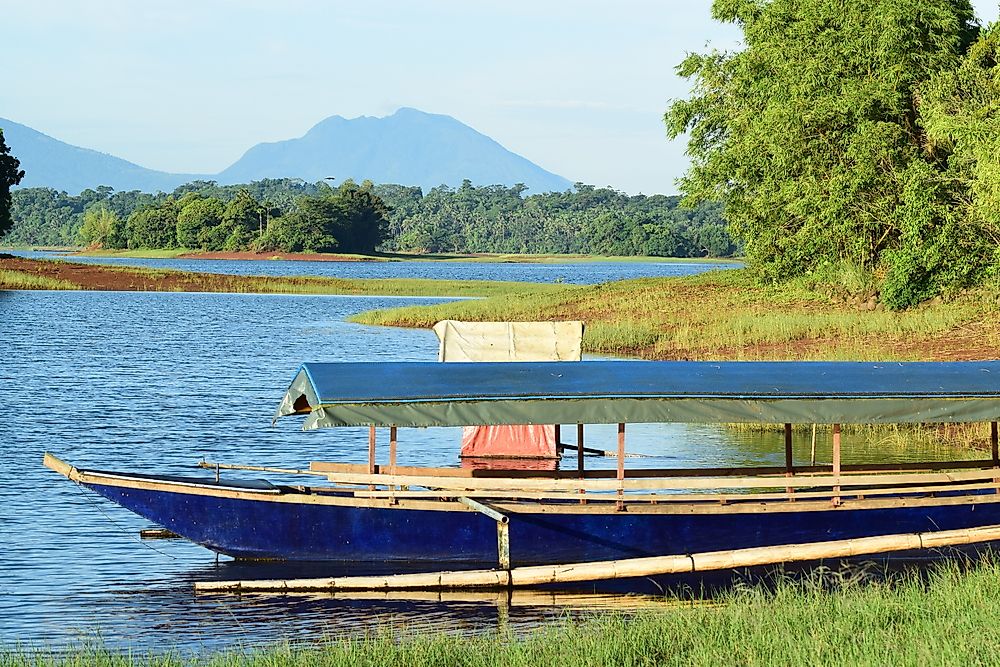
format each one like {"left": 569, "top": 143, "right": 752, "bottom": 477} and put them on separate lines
{"left": 389, "top": 426, "right": 398, "bottom": 503}
{"left": 577, "top": 423, "right": 586, "bottom": 504}
{"left": 832, "top": 423, "right": 842, "bottom": 506}
{"left": 810, "top": 424, "right": 817, "bottom": 466}
{"left": 991, "top": 422, "right": 998, "bottom": 466}
{"left": 990, "top": 422, "right": 999, "bottom": 495}
{"left": 784, "top": 423, "right": 794, "bottom": 497}
{"left": 368, "top": 425, "right": 377, "bottom": 491}
{"left": 617, "top": 423, "right": 626, "bottom": 511}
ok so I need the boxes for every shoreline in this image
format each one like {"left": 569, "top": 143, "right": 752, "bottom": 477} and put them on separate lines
{"left": 3, "top": 246, "right": 743, "bottom": 265}
{"left": 0, "top": 256, "right": 558, "bottom": 298}
{"left": 5, "top": 255, "right": 998, "bottom": 363}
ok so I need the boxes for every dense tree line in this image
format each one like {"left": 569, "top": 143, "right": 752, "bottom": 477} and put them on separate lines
{"left": 377, "top": 180, "right": 732, "bottom": 257}
{"left": 667, "top": 0, "right": 1000, "bottom": 308}
{"left": 4, "top": 178, "right": 734, "bottom": 258}
{"left": 9, "top": 179, "right": 390, "bottom": 254}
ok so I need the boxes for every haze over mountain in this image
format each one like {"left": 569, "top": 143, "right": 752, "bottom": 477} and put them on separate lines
{"left": 0, "top": 118, "right": 203, "bottom": 194}
{"left": 0, "top": 109, "right": 572, "bottom": 195}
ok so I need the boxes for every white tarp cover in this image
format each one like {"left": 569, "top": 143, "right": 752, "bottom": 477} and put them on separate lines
{"left": 433, "top": 320, "right": 583, "bottom": 459}
{"left": 432, "top": 320, "right": 584, "bottom": 363}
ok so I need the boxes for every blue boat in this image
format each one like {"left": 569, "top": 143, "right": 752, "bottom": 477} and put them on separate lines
{"left": 44, "top": 360, "right": 1000, "bottom": 584}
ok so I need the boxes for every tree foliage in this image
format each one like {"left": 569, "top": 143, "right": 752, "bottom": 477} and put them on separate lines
{"left": 78, "top": 206, "right": 125, "bottom": 249}
{"left": 5, "top": 178, "right": 733, "bottom": 258}
{"left": 0, "top": 129, "right": 25, "bottom": 238}
{"left": 921, "top": 25, "right": 1000, "bottom": 277}
{"left": 666, "top": 0, "right": 983, "bottom": 306}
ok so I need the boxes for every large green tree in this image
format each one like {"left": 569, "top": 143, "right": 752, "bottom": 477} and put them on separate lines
{"left": 666, "top": 0, "right": 979, "bottom": 306}
{"left": 0, "top": 129, "right": 25, "bottom": 238}
{"left": 78, "top": 206, "right": 126, "bottom": 249}
{"left": 176, "top": 196, "right": 224, "bottom": 249}
{"left": 921, "top": 25, "right": 1000, "bottom": 276}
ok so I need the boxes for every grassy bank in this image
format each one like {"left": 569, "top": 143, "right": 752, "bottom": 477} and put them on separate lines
{"left": 66, "top": 247, "right": 741, "bottom": 264}
{"left": 351, "top": 268, "right": 1000, "bottom": 361}
{"left": 72, "top": 248, "right": 199, "bottom": 259}
{"left": 7, "top": 559, "right": 1000, "bottom": 666}
{"left": 0, "top": 269, "right": 80, "bottom": 290}
{"left": 0, "top": 257, "right": 556, "bottom": 299}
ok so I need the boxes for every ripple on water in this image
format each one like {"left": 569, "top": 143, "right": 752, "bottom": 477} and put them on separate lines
{"left": 0, "top": 288, "right": 973, "bottom": 651}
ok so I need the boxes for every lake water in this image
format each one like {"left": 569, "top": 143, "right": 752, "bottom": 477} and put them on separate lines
{"left": 10, "top": 250, "right": 738, "bottom": 284}
{"left": 0, "top": 277, "right": 976, "bottom": 652}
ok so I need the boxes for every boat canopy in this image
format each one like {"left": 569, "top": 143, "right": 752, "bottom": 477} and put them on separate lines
{"left": 274, "top": 360, "right": 1000, "bottom": 429}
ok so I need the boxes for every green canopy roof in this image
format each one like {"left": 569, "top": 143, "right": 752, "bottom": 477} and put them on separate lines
{"left": 275, "top": 360, "right": 1000, "bottom": 429}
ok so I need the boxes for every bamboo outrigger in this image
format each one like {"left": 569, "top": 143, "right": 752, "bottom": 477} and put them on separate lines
{"left": 43, "top": 359, "right": 1000, "bottom": 591}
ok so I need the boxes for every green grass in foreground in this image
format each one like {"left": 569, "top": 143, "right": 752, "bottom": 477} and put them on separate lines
{"left": 8, "top": 560, "right": 1000, "bottom": 666}
{"left": 0, "top": 269, "right": 79, "bottom": 290}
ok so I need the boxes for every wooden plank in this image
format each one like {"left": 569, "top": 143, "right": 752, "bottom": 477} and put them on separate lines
{"left": 140, "top": 528, "right": 181, "bottom": 539}
{"left": 351, "top": 481, "right": 1000, "bottom": 503}
{"left": 322, "top": 466, "right": 1000, "bottom": 493}
{"left": 63, "top": 463, "right": 1000, "bottom": 516}
{"left": 309, "top": 459, "right": 996, "bottom": 479}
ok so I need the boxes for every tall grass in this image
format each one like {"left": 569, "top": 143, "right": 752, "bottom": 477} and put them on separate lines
{"left": 0, "top": 270, "right": 79, "bottom": 290}
{"left": 8, "top": 559, "right": 1000, "bottom": 666}
{"left": 0, "top": 259, "right": 559, "bottom": 299}
{"left": 352, "top": 268, "right": 1000, "bottom": 361}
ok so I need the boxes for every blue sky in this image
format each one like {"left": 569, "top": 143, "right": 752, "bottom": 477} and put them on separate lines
{"left": 2, "top": 1, "right": 998, "bottom": 195}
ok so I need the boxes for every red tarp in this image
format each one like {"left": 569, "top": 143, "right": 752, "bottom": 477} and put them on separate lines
{"left": 459, "top": 424, "right": 557, "bottom": 460}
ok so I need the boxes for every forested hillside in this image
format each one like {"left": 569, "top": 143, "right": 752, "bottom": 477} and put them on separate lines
{"left": 4, "top": 178, "right": 735, "bottom": 257}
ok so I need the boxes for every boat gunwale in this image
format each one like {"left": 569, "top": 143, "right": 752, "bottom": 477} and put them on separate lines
{"left": 43, "top": 453, "right": 1000, "bottom": 517}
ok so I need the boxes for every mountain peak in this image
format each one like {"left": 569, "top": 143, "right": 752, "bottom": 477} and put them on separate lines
{"left": 218, "top": 108, "right": 571, "bottom": 193}
{"left": 4, "top": 110, "right": 573, "bottom": 195}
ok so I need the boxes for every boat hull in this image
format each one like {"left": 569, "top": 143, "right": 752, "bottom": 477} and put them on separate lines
{"left": 83, "top": 478, "right": 1000, "bottom": 565}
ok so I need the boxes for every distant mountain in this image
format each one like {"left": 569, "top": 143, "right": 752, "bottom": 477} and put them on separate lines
{"left": 217, "top": 108, "right": 572, "bottom": 193}
{"left": 0, "top": 118, "right": 204, "bottom": 194}
{"left": 1, "top": 109, "right": 572, "bottom": 195}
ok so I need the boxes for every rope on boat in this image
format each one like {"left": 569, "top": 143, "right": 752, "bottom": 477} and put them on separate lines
{"left": 193, "top": 523, "right": 1000, "bottom": 594}
{"left": 557, "top": 443, "right": 654, "bottom": 458}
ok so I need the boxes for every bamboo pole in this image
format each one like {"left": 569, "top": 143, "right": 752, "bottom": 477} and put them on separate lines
{"left": 194, "top": 523, "right": 1000, "bottom": 593}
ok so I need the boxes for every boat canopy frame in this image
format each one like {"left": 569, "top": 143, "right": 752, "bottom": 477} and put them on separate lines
{"left": 276, "top": 360, "right": 1000, "bottom": 430}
